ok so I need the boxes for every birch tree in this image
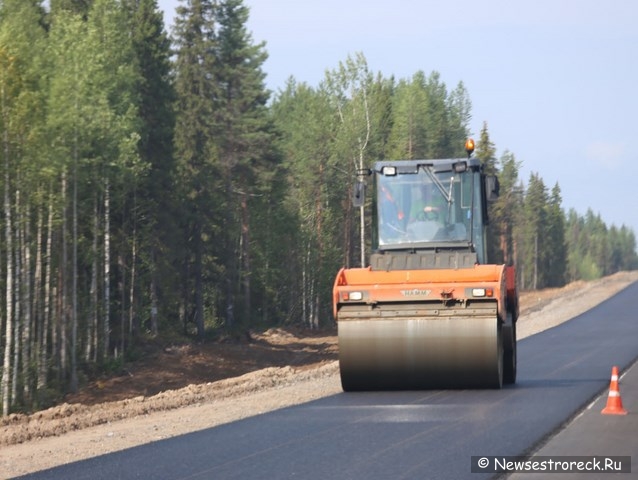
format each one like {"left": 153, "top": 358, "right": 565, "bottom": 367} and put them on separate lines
{"left": 0, "top": 0, "right": 48, "bottom": 414}
{"left": 0, "top": 45, "right": 17, "bottom": 415}
{"left": 271, "top": 81, "right": 337, "bottom": 328}
{"left": 323, "top": 52, "right": 373, "bottom": 268}
{"left": 46, "top": 0, "right": 140, "bottom": 389}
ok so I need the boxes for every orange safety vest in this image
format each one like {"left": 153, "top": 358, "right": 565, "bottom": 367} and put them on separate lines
{"left": 380, "top": 185, "right": 404, "bottom": 220}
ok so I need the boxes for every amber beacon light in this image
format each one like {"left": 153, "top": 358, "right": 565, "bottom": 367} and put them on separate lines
{"left": 465, "top": 138, "right": 475, "bottom": 157}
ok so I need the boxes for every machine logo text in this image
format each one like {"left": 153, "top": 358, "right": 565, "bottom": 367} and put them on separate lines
{"left": 400, "top": 289, "right": 431, "bottom": 297}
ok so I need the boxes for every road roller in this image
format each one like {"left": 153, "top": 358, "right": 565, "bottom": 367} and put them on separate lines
{"left": 333, "top": 140, "right": 519, "bottom": 391}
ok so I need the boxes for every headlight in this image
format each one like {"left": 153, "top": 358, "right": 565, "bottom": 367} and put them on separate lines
{"left": 343, "top": 291, "right": 364, "bottom": 301}
{"left": 471, "top": 288, "right": 493, "bottom": 297}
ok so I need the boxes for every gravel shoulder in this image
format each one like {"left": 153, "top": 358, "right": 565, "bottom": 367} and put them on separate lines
{"left": 2, "top": 271, "right": 637, "bottom": 478}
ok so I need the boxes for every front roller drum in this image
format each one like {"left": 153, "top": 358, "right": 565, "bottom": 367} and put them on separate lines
{"left": 339, "top": 316, "right": 503, "bottom": 391}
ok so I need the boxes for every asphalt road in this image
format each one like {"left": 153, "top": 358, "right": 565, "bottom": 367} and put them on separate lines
{"left": 18, "top": 282, "right": 638, "bottom": 480}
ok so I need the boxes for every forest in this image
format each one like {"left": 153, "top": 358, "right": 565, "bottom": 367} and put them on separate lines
{"left": 0, "top": 0, "right": 636, "bottom": 415}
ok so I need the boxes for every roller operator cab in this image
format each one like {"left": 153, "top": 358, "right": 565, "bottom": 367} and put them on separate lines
{"left": 334, "top": 140, "right": 519, "bottom": 391}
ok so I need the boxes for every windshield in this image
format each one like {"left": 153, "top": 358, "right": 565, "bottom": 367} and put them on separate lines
{"left": 375, "top": 165, "right": 484, "bottom": 253}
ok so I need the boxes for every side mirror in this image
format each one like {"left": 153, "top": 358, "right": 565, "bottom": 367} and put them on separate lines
{"left": 485, "top": 175, "right": 500, "bottom": 202}
{"left": 352, "top": 180, "right": 366, "bottom": 207}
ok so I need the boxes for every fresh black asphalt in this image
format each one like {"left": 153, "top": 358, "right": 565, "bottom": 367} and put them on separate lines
{"left": 17, "top": 282, "right": 638, "bottom": 480}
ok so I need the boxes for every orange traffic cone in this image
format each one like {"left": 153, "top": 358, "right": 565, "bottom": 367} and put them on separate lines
{"left": 601, "top": 366, "right": 627, "bottom": 415}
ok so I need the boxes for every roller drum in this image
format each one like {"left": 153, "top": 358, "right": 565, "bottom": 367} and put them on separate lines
{"left": 339, "top": 314, "right": 503, "bottom": 391}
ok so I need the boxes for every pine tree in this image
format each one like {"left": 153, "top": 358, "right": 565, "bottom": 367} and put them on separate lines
{"left": 213, "top": 0, "right": 276, "bottom": 328}
{"left": 50, "top": 0, "right": 93, "bottom": 18}
{"left": 612, "top": 225, "right": 638, "bottom": 271}
{"left": 521, "top": 173, "right": 549, "bottom": 289}
{"left": 173, "top": 0, "right": 225, "bottom": 338}
{"left": 476, "top": 122, "right": 497, "bottom": 174}
{"left": 544, "top": 183, "right": 567, "bottom": 287}
{"left": 476, "top": 124, "right": 501, "bottom": 263}
{"left": 367, "top": 73, "right": 395, "bottom": 160}
{"left": 123, "top": 0, "right": 176, "bottom": 337}
{"left": 447, "top": 81, "right": 472, "bottom": 154}
{"left": 423, "top": 71, "right": 452, "bottom": 158}
{"left": 496, "top": 151, "right": 523, "bottom": 267}
{"left": 386, "top": 72, "right": 429, "bottom": 159}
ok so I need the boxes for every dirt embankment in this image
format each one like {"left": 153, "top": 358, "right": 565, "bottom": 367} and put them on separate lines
{"left": 1, "top": 271, "right": 637, "bottom": 478}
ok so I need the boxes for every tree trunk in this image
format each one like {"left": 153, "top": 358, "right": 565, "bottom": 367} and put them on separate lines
{"left": 302, "top": 245, "right": 308, "bottom": 327}
{"left": 70, "top": 150, "right": 78, "bottom": 392}
{"left": 21, "top": 200, "right": 33, "bottom": 404}
{"left": 343, "top": 196, "right": 352, "bottom": 269}
{"left": 150, "top": 251, "right": 158, "bottom": 336}
{"left": 533, "top": 232, "right": 538, "bottom": 290}
{"left": 12, "top": 190, "right": 21, "bottom": 405}
{"left": 1, "top": 74, "right": 13, "bottom": 416}
{"left": 224, "top": 178, "right": 235, "bottom": 329}
{"left": 240, "top": 192, "right": 250, "bottom": 323}
{"left": 33, "top": 204, "right": 43, "bottom": 398}
{"left": 103, "top": 177, "right": 111, "bottom": 359}
{"left": 315, "top": 163, "right": 324, "bottom": 327}
{"left": 60, "top": 171, "right": 67, "bottom": 384}
{"left": 119, "top": 254, "right": 126, "bottom": 357}
{"left": 87, "top": 195, "right": 98, "bottom": 363}
{"left": 194, "top": 222, "right": 204, "bottom": 338}
{"left": 38, "top": 199, "right": 53, "bottom": 391}
{"left": 129, "top": 202, "right": 137, "bottom": 339}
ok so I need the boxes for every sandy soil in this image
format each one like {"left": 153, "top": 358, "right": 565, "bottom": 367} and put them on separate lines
{"left": 2, "top": 271, "right": 637, "bottom": 478}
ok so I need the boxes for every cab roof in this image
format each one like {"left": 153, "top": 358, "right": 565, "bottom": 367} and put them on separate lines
{"left": 373, "top": 157, "right": 483, "bottom": 174}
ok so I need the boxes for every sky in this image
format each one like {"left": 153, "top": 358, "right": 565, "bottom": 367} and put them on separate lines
{"left": 157, "top": 0, "right": 638, "bottom": 235}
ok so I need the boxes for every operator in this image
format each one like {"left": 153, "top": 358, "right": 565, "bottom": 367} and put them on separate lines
{"left": 409, "top": 203, "right": 440, "bottom": 222}
{"left": 378, "top": 183, "right": 406, "bottom": 242}
{"left": 410, "top": 187, "right": 446, "bottom": 224}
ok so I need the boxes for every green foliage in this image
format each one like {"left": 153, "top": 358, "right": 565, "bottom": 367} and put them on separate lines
{"left": 51, "top": 0, "right": 93, "bottom": 18}
{"left": 122, "top": 0, "right": 177, "bottom": 337}
{"left": 0, "top": 0, "right": 636, "bottom": 415}
{"left": 386, "top": 72, "right": 470, "bottom": 161}
{"left": 476, "top": 122, "right": 497, "bottom": 174}
{"left": 479, "top": 125, "right": 501, "bottom": 264}
{"left": 272, "top": 80, "right": 343, "bottom": 326}
{"left": 481, "top": 137, "right": 636, "bottom": 291}
{"left": 100, "top": 353, "right": 125, "bottom": 376}
{"left": 565, "top": 208, "right": 638, "bottom": 282}
{"left": 172, "top": 0, "right": 279, "bottom": 334}
{"left": 387, "top": 72, "right": 429, "bottom": 159}
{"left": 172, "top": 0, "right": 223, "bottom": 338}
{"left": 544, "top": 184, "right": 567, "bottom": 287}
